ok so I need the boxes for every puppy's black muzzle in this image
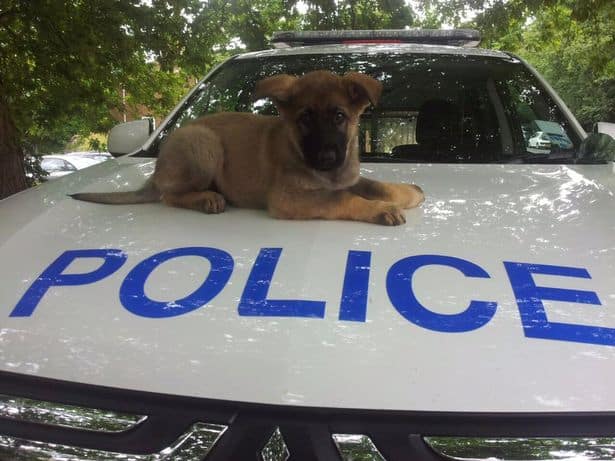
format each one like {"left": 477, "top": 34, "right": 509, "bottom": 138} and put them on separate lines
{"left": 302, "top": 121, "right": 347, "bottom": 172}
{"left": 313, "top": 148, "right": 344, "bottom": 171}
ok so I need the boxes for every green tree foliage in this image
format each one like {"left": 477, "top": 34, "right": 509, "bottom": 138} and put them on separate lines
{"left": 2, "top": 1, "right": 143, "bottom": 149}
{"left": 0, "top": 0, "right": 228, "bottom": 197}
{"left": 0, "top": 2, "right": 152, "bottom": 195}
{"left": 507, "top": 3, "right": 615, "bottom": 125}
{"left": 218, "top": 0, "right": 414, "bottom": 54}
{"left": 226, "top": 0, "right": 301, "bottom": 51}
{"left": 302, "top": 0, "right": 413, "bottom": 30}
{"left": 419, "top": 0, "right": 615, "bottom": 127}
{"left": 133, "top": 0, "right": 231, "bottom": 74}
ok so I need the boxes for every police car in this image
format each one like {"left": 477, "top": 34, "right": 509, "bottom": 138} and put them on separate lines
{"left": 0, "top": 30, "right": 614, "bottom": 460}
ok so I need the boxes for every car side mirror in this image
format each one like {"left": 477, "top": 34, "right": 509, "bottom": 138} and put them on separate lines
{"left": 593, "top": 122, "right": 615, "bottom": 140}
{"left": 107, "top": 119, "right": 154, "bottom": 157}
{"left": 579, "top": 132, "right": 615, "bottom": 162}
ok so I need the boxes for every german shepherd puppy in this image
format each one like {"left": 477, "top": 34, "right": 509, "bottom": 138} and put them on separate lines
{"left": 71, "top": 71, "right": 424, "bottom": 225}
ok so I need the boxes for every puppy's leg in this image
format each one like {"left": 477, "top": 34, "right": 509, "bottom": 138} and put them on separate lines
{"left": 350, "top": 177, "right": 424, "bottom": 209}
{"left": 269, "top": 189, "right": 406, "bottom": 226}
{"left": 163, "top": 191, "right": 226, "bottom": 214}
{"left": 154, "top": 124, "right": 226, "bottom": 214}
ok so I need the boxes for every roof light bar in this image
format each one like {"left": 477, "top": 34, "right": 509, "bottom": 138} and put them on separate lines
{"left": 271, "top": 29, "right": 481, "bottom": 48}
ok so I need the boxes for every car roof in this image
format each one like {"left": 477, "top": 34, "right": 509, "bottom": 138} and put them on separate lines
{"left": 235, "top": 43, "right": 514, "bottom": 61}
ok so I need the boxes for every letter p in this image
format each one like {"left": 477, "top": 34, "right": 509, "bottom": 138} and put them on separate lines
{"left": 11, "top": 249, "right": 127, "bottom": 317}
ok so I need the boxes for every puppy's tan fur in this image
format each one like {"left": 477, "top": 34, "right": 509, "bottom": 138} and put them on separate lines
{"left": 72, "top": 71, "right": 424, "bottom": 225}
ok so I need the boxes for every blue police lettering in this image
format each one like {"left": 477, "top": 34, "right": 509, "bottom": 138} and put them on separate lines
{"left": 339, "top": 250, "right": 371, "bottom": 322}
{"left": 387, "top": 254, "right": 497, "bottom": 332}
{"left": 11, "top": 249, "right": 126, "bottom": 317}
{"left": 239, "top": 248, "right": 326, "bottom": 318}
{"left": 504, "top": 261, "right": 614, "bottom": 346}
{"left": 120, "top": 247, "right": 233, "bottom": 318}
{"left": 11, "top": 248, "right": 613, "bottom": 347}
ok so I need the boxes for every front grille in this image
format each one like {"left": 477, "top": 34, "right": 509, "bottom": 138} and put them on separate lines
{"left": 0, "top": 371, "right": 614, "bottom": 460}
{"left": 0, "top": 423, "right": 226, "bottom": 461}
{"left": 425, "top": 437, "right": 615, "bottom": 460}
{"left": 0, "top": 394, "right": 144, "bottom": 432}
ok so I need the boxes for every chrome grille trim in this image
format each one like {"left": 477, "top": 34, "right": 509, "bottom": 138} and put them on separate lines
{"left": 1, "top": 371, "right": 615, "bottom": 460}
{"left": 261, "top": 427, "right": 290, "bottom": 461}
{"left": 333, "top": 434, "right": 386, "bottom": 460}
{"left": 424, "top": 436, "right": 615, "bottom": 461}
{"left": 0, "top": 394, "right": 145, "bottom": 433}
{"left": 0, "top": 422, "right": 227, "bottom": 461}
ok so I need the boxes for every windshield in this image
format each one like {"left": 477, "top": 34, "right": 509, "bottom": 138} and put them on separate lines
{"left": 150, "top": 51, "right": 605, "bottom": 164}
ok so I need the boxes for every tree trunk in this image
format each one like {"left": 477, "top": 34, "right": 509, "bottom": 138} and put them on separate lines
{"left": 0, "top": 96, "right": 27, "bottom": 200}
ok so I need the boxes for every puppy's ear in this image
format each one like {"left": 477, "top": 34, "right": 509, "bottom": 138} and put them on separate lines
{"left": 343, "top": 73, "right": 382, "bottom": 109}
{"left": 253, "top": 74, "right": 298, "bottom": 106}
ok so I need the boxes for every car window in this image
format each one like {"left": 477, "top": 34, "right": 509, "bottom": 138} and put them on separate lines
{"left": 152, "top": 52, "right": 597, "bottom": 164}
{"left": 497, "top": 72, "right": 577, "bottom": 162}
{"left": 41, "top": 158, "right": 75, "bottom": 172}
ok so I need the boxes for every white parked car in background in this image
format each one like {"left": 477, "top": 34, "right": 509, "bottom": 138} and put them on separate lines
{"left": 39, "top": 155, "right": 79, "bottom": 180}
{"left": 40, "top": 152, "right": 112, "bottom": 180}
{"left": 1, "top": 29, "right": 615, "bottom": 460}
{"left": 527, "top": 130, "right": 552, "bottom": 150}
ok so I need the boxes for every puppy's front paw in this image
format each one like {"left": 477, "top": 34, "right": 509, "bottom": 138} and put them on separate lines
{"left": 397, "top": 184, "right": 425, "bottom": 209}
{"left": 373, "top": 203, "right": 406, "bottom": 226}
{"left": 198, "top": 191, "right": 226, "bottom": 214}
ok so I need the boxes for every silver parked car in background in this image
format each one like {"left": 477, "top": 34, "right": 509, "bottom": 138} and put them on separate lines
{"left": 40, "top": 152, "right": 112, "bottom": 180}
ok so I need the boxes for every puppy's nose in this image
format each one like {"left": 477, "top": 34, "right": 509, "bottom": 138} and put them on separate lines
{"left": 317, "top": 149, "right": 337, "bottom": 170}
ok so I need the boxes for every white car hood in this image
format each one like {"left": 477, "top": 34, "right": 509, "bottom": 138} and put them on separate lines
{"left": 1, "top": 157, "right": 614, "bottom": 413}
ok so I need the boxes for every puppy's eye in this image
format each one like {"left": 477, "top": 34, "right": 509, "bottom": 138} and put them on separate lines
{"left": 334, "top": 110, "right": 346, "bottom": 124}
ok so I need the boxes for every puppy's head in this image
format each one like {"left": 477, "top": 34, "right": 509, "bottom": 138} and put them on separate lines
{"left": 254, "top": 71, "right": 381, "bottom": 175}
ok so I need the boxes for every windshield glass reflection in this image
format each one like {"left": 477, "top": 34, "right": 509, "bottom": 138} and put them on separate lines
{"left": 149, "top": 52, "right": 612, "bottom": 164}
